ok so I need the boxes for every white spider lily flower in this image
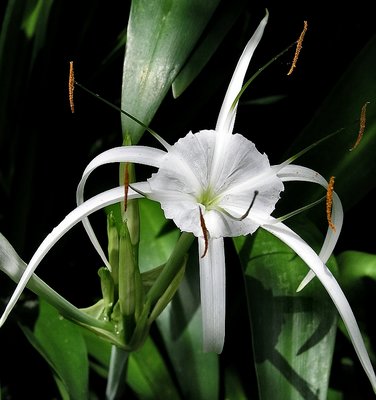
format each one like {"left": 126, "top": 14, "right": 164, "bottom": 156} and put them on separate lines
{"left": 1, "top": 12, "right": 375, "bottom": 391}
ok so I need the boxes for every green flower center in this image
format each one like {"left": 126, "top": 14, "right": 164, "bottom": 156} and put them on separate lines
{"left": 197, "top": 187, "right": 220, "bottom": 210}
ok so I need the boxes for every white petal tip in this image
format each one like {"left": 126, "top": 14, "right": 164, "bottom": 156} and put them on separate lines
{"left": 0, "top": 310, "right": 9, "bottom": 328}
{"left": 296, "top": 282, "right": 305, "bottom": 292}
{"left": 0, "top": 286, "right": 25, "bottom": 328}
{"left": 296, "top": 270, "right": 316, "bottom": 292}
{"left": 203, "top": 337, "right": 224, "bottom": 354}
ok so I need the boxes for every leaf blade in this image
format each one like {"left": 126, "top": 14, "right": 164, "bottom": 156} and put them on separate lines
{"left": 234, "top": 221, "right": 338, "bottom": 400}
{"left": 121, "top": 0, "right": 221, "bottom": 143}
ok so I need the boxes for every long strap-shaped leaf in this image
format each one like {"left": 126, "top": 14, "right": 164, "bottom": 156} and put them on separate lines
{"left": 121, "top": 0, "right": 221, "bottom": 144}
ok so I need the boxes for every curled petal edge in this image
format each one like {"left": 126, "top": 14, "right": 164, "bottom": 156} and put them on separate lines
{"left": 278, "top": 164, "right": 344, "bottom": 289}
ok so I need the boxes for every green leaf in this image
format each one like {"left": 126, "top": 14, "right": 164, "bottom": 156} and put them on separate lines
{"left": 21, "top": 299, "right": 89, "bottom": 400}
{"left": 285, "top": 35, "right": 376, "bottom": 211}
{"left": 0, "top": 0, "right": 55, "bottom": 143}
{"left": 327, "top": 388, "right": 344, "bottom": 400}
{"left": 83, "top": 329, "right": 180, "bottom": 400}
{"left": 128, "top": 338, "right": 181, "bottom": 400}
{"left": 82, "top": 328, "right": 112, "bottom": 369}
{"left": 337, "top": 251, "right": 376, "bottom": 292}
{"left": 121, "top": 0, "right": 221, "bottom": 143}
{"left": 139, "top": 199, "right": 180, "bottom": 272}
{"left": 0, "top": 0, "right": 55, "bottom": 252}
{"left": 21, "top": 0, "right": 55, "bottom": 65}
{"left": 234, "top": 220, "right": 338, "bottom": 400}
{"left": 336, "top": 250, "right": 376, "bottom": 354}
{"left": 224, "top": 366, "right": 248, "bottom": 400}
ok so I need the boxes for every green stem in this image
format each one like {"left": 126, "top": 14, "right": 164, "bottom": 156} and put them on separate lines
{"left": 146, "top": 232, "right": 195, "bottom": 306}
{"left": 106, "top": 345, "right": 129, "bottom": 400}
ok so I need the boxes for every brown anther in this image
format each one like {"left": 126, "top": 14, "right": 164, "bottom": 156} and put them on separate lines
{"left": 326, "top": 176, "right": 336, "bottom": 232}
{"left": 69, "top": 61, "right": 75, "bottom": 113}
{"left": 287, "top": 20, "right": 308, "bottom": 76}
{"left": 199, "top": 207, "right": 209, "bottom": 258}
{"left": 350, "top": 102, "right": 370, "bottom": 151}
{"left": 124, "top": 162, "right": 129, "bottom": 212}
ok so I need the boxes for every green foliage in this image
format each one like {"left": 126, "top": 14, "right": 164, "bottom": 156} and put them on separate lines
{"left": 235, "top": 221, "right": 338, "bottom": 400}
{"left": 337, "top": 250, "right": 376, "bottom": 353}
{"left": 83, "top": 329, "right": 181, "bottom": 399}
{"left": 121, "top": 0, "right": 221, "bottom": 144}
{"left": 21, "top": 299, "right": 89, "bottom": 400}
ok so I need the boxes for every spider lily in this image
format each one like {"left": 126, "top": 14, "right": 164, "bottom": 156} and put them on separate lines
{"left": 0, "top": 11, "right": 375, "bottom": 390}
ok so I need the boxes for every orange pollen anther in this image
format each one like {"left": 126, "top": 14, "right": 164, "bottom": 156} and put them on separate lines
{"left": 199, "top": 207, "right": 209, "bottom": 258}
{"left": 124, "top": 162, "right": 129, "bottom": 212}
{"left": 287, "top": 20, "right": 308, "bottom": 76}
{"left": 326, "top": 176, "right": 336, "bottom": 232}
{"left": 350, "top": 101, "right": 370, "bottom": 151}
{"left": 69, "top": 61, "right": 75, "bottom": 113}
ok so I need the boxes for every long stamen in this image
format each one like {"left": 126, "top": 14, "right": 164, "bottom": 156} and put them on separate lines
{"left": 220, "top": 191, "right": 259, "bottom": 221}
{"left": 199, "top": 207, "right": 209, "bottom": 258}
{"left": 73, "top": 80, "right": 170, "bottom": 150}
{"left": 276, "top": 196, "right": 325, "bottom": 223}
{"left": 69, "top": 61, "right": 75, "bottom": 113}
{"left": 239, "top": 190, "right": 259, "bottom": 220}
{"left": 326, "top": 176, "right": 336, "bottom": 231}
{"left": 287, "top": 20, "right": 308, "bottom": 76}
{"left": 350, "top": 101, "right": 370, "bottom": 151}
{"left": 231, "top": 42, "right": 296, "bottom": 111}
{"left": 281, "top": 128, "right": 344, "bottom": 168}
{"left": 128, "top": 183, "right": 148, "bottom": 198}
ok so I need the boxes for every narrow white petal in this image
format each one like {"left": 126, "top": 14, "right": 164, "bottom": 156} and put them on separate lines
{"left": 296, "top": 270, "right": 316, "bottom": 292}
{"left": 278, "top": 164, "right": 344, "bottom": 288}
{"left": 198, "top": 237, "right": 226, "bottom": 353}
{"left": 0, "top": 186, "right": 143, "bottom": 327}
{"left": 319, "top": 191, "right": 343, "bottom": 262}
{"left": 215, "top": 11, "right": 268, "bottom": 135}
{"left": 278, "top": 164, "right": 328, "bottom": 187}
{"left": 79, "top": 146, "right": 165, "bottom": 190}
{"left": 263, "top": 221, "right": 376, "bottom": 391}
{"left": 76, "top": 146, "right": 165, "bottom": 215}
{"left": 81, "top": 181, "right": 152, "bottom": 270}
{"left": 76, "top": 146, "right": 163, "bottom": 268}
